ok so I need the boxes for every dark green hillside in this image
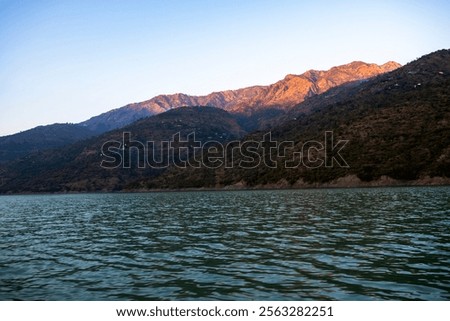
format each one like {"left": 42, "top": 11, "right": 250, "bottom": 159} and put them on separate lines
{"left": 0, "top": 107, "right": 245, "bottom": 193}
{"left": 143, "top": 49, "right": 450, "bottom": 188}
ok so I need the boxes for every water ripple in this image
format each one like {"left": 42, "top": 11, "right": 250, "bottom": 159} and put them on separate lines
{"left": 0, "top": 187, "right": 449, "bottom": 300}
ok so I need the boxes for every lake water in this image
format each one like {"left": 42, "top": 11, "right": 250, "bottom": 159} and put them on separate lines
{"left": 0, "top": 187, "right": 449, "bottom": 300}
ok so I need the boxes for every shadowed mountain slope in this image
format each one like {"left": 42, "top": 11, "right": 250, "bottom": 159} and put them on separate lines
{"left": 0, "top": 107, "right": 245, "bottom": 193}
{"left": 0, "top": 124, "right": 101, "bottom": 163}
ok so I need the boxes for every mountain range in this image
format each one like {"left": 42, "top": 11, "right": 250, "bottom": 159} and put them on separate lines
{"left": 81, "top": 61, "right": 400, "bottom": 132}
{"left": 0, "top": 60, "right": 399, "bottom": 164}
{"left": 1, "top": 49, "right": 449, "bottom": 193}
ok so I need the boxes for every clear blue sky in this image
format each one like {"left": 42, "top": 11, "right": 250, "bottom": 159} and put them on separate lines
{"left": 1, "top": 0, "right": 449, "bottom": 136}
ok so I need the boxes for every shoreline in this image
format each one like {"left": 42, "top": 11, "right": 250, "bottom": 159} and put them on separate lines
{"left": 1, "top": 175, "right": 449, "bottom": 196}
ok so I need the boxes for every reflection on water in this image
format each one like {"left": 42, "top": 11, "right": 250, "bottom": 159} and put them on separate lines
{"left": 0, "top": 187, "right": 449, "bottom": 300}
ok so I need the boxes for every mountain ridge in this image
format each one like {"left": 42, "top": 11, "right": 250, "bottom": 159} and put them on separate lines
{"left": 81, "top": 60, "right": 401, "bottom": 132}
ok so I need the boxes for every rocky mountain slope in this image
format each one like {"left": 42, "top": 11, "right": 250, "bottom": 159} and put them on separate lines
{"left": 82, "top": 61, "right": 400, "bottom": 132}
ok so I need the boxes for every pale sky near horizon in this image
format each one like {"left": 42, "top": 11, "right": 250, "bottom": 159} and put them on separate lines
{"left": 1, "top": 0, "right": 449, "bottom": 136}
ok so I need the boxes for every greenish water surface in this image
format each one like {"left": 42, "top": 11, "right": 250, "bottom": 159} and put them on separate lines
{"left": 0, "top": 187, "right": 449, "bottom": 300}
